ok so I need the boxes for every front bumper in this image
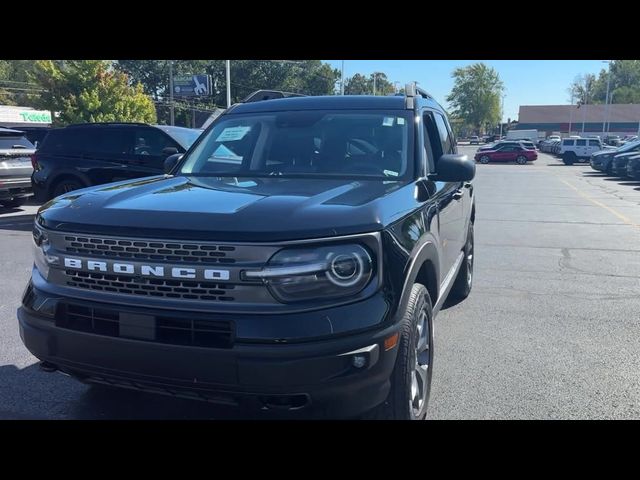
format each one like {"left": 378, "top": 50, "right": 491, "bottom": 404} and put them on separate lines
{"left": 18, "top": 284, "right": 399, "bottom": 418}
{"left": 0, "top": 178, "right": 32, "bottom": 199}
{"left": 611, "top": 162, "right": 629, "bottom": 177}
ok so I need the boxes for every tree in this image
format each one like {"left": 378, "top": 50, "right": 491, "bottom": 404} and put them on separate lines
{"left": 446, "top": 63, "right": 504, "bottom": 135}
{"left": 568, "top": 73, "right": 597, "bottom": 104}
{"left": 32, "top": 60, "right": 156, "bottom": 125}
{"left": 0, "top": 60, "right": 41, "bottom": 106}
{"left": 569, "top": 61, "right": 640, "bottom": 105}
{"left": 344, "top": 72, "right": 395, "bottom": 96}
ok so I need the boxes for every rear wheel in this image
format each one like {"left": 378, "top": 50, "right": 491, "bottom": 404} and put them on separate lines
{"left": 51, "top": 178, "right": 85, "bottom": 199}
{"left": 516, "top": 155, "right": 528, "bottom": 165}
{"left": 364, "top": 283, "right": 433, "bottom": 420}
{"left": 479, "top": 155, "right": 490, "bottom": 164}
{"left": 450, "top": 222, "right": 474, "bottom": 300}
{"left": 0, "top": 197, "right": 27, "bottom": 208}
{"left": 563, "top": 152, "right": 576, "bottom": 165}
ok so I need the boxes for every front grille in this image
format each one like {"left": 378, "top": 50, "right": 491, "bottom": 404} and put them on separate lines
{"left": 56, "top": 303, "right": 234, "bottom": 349}
{"left": 62, "top": 234, "right": 237, "bottom": 264}
{"left": 65, "top": 270, "right": 236, "bottom": 301}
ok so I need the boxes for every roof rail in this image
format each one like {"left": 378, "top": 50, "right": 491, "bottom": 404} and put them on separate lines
{"left": 404, "top": 82, "right": 435, "bottom": 109}
{"left": 242, "top": 90, "right": 306, "bottom": 103}
{"left": 64, "top": 122, "right": 150, "bottom": 128}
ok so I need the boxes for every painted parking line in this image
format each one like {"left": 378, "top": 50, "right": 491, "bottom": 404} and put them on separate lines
{"left": 559, "top": 179, "right": 640, "bottom": 229}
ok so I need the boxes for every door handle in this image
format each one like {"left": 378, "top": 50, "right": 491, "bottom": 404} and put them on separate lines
{"left": 453, "top": 189, "right": 464, "bottom": 200}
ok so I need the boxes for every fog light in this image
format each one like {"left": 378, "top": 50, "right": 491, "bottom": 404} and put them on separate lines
{"left": 352, "top": 355, "right": 367, "bottom": 369}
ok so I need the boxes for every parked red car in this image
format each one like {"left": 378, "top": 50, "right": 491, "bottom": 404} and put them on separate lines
{"left": 474, "top": 144, "right": 537, "bottom": 164}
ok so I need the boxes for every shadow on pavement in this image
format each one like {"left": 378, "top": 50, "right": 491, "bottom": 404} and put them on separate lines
{"left": 0, "top": 214, "right": 35, "bottom": 231}
{"left": 0, "top": 361, "right": 261, "bottom": 419}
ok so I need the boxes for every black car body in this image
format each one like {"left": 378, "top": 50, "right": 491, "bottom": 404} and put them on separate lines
{"left": 590, "top": 140, "right": 640, "bottom": 174}
{"left": 31, "top": 123, "right": 202, "bottom": 201}
{"left": 19, "top": 87, "right": 476, "bottom": 419}
{"left": 0, "top": 127, "right": 35, "bottom": 207}
{"left": 626, "top": 154, "right": 640, "bottom": 180}
{"left": 610, "top": 152, "right": 636, "bottom": 177}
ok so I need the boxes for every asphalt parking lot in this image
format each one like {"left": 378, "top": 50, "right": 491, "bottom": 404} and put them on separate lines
{"left": 2, "top": 147, "right": 640, "bottom": 419}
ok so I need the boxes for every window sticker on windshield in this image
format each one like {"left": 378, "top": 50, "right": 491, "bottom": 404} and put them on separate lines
{"left": 215, "top": 126, "right": 251, "bottom": 142}
{"left": 383, "top": 169, "right": 399, "bottom": 177}
{"left": 382, "top": 117, "right": 395, "bottom": 127}
{"left": 397, "top": 117, "right": 405, "bottom": 125}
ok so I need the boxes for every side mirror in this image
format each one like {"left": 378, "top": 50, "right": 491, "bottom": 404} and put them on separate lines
{"left": 433, "top": 154, "right": 475, "bottom": 182}
{"left": 164, "top": 153, "right": 183, "bottom": 174}
{"left": 162, "top": 146, "right": 179, "bottom": 156}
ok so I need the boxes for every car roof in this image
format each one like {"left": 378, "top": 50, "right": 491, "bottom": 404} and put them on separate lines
{"left": 229, "top": 95, "right": 411, "bottom": 114}
{"left": 0, "top": 127, "right": 26, "bottom": 136}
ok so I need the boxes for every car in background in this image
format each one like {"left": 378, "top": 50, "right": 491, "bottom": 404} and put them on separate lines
{"left": 559, "top": 137, "right": 611, "bottom": 165}
{"left": 478, "top": 140, "right": 533, "bottom": 152}
{"left": 590, "top": 140, "right": 640, "bottom": 174}
{"left": 610, "top": 152, "right": 638, "bottom": 177}
{"left": 620, "top": 135, "right": 638, "bottom": 146}
{"left": 626, "top": 154, "right": 640, "bottom": 180}
{"left": 470, "top": 135, "right": 480, "bottom": 144}
{"left": 474, "top": 143, "right": 537, "bottom": 164}
{"left": 518, "top": 140, "right": 536, "bottom": 150}
{"left": 31, "top": 123, "right": 203, "bottom": 201}
{"left": 0, "top": 127, "right": 35, "bottom": 208}
{"left": 603, "top": 135, "right": 621, "bottom": 146}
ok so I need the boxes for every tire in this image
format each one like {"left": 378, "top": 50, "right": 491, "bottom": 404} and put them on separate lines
{"left": 516, "top": 155, "right": 528, "bottom": 165}
{"left": 364, "top": 283, "right": 434, "bottom": 420}
{"left": 51, "top": 178, "right": 85, "bottom": 199}
{"left": 450, "top": 221, "right": 474, "bottom": 300}
{"left": 563, "top": 152, "right": 576, "bottom": 165}
{"left": 479, "top": 155, "right": 490, "bottom": 164}
{"left": 0, "top": 197, "right": 27, "bottom": 208}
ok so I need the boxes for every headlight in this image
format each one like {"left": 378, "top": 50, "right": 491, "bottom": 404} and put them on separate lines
{"left": 243, "top": 244, "right": 374, "bottom": 303}
{"left": 32, "top": 225, "right": 59, "bottom": 279}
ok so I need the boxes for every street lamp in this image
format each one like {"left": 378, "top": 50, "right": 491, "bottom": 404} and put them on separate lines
{"left": 499, "top": 94, "right": 506, "bottom": 138}
{"left": 603, "top": 60, "right": 612, "bottom": 136}
{"left": 372, "top": 72, "right": 383, "bottom": 96}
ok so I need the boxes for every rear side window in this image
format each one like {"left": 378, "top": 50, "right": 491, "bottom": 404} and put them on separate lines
{"left": 562, "top": 139, "right": 574, "bottom": 146}
{"left": 84, "top": 129, "right": 133, "bottom": 155}
{"left": 40, "top": 129, "right": 88, "bottom": 154}
{"left": 588, "top": 139, "right": 600, "bottom": 147}
{"left": 576, "top": 139, "right": 587, "bottom": 146}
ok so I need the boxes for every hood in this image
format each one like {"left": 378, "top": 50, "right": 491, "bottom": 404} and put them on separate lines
{"left": 592, "top": 149, "right": 616, "bottom": 158}
{"left": 37, "top": 175, "right": 416, "bottom": 241}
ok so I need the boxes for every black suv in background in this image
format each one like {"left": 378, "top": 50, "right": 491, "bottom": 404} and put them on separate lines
{"left": 19, "top": 86, "right": 475, "bottom": 420}
{"left": 31, "top": 123, "right": 202, "bottom": 200}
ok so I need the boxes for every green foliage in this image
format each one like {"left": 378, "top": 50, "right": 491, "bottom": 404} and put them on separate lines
{"left": 344, "top": 72, "right": 396, "bottom": 95}
{"left": 446, "top": 63, "right": 504, "bottom": 134}
{"left": 32, "top": 60, "right": 156, "bottom": 125}
{"left": 0, "top": 60, "right": 40, "bottom": 106}
{"left": 570, "top": 61, "right": 640, "bottom": 104}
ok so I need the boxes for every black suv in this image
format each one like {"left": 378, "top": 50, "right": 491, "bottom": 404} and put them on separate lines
{"left": 31, "top": 123, "right": 202, "bottom": 201}
{"left": 19, "top": 86, "right": 475, "bottom": 420}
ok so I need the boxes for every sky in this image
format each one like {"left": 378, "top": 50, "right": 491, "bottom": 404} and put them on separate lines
{"left": 325, "top": 60, "right": 607, "bottom": 122}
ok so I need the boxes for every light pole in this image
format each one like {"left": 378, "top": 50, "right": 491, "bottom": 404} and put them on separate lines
{"left": 568, "top": 91, "right": 574, "bottom": 136}
{"left": 225, "top": 60, "right": 231, "bottom": 109}
{"left": 372, "top": 72, "right": 383, "bottom": 96}
{"left": 603, "top": 60, "right": 612, "bottom": 136}
{"left": 340, "top": 60, "right": 345, "bottom": 95}
{"left": 499, "top": 94, "right": 506, "bottom": 138}
{"left": 169, "top": 60, "right": 175, "bottom": 126}
{"left": 581, "top": 81, "right": 589, "bottom": 135}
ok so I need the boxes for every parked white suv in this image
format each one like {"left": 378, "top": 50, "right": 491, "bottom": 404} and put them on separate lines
{"left": 559, "top": 137, "right": 611, "bottom": 165}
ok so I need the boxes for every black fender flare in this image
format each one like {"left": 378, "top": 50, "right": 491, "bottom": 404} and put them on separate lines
{"left": 393, "top": 234, "right": 441, "bottom": 324}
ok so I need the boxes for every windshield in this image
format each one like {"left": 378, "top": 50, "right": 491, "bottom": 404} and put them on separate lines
{"left": 162, "top": 127, "right": 202, "bottom": 149}
{"left": 618, "top": 139, "right": 640, "bottom": 152}
{"left": 0, "top": 136, "right": 35, "bottom": 150}
{"left": 179, "top": 110, "right": 414, "bottom": 179}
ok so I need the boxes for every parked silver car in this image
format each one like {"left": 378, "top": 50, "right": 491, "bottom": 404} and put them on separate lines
{"left": 0, "top": 128, "right": 35, "bottom": 208}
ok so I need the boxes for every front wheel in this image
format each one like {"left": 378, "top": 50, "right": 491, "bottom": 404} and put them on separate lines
{"left": 364, "top": 284, "right": 433, "bottom": 420}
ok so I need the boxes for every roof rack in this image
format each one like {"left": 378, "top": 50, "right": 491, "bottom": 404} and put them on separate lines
{"left": 404, "top": 82, "right": 435, "bottom": 109}
{"left": 65, "top": 122, "right": 150, "bottom": 128}
{"left": 241, "top": 90, "right": 306, "bottom": 103}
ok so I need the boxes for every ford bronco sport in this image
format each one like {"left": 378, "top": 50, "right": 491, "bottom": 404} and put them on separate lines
{"left": 18, "top": 85, "right": 476, "bottom": 420}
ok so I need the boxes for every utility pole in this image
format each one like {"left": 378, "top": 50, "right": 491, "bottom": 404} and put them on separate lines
{"left": 603, "top": 60, "right": 612, "bottom": 136}
{"left": 581, "top": 84, "right": 588, "bottom": 135}
{"left": 499, "top": 94, "right": 505, "bottom": 138}
{"left": 340, "top": 60, "right": 345, "bottom": 95}
{"left": 169, "top": 60, "right": 175, "bottom": 126}
{"left": 568, "top": 91, "right": 574, "bottom": 136}
{"left": 226, "top": 60, "right": 231, "bottom": 109}
{"left": 372, "top": 72, "right": 382, "bottom": 96}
